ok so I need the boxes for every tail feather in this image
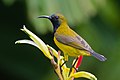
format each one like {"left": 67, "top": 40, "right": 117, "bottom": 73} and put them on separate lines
{"left": 90, "top": 51, "right": 107, "bottom": 61}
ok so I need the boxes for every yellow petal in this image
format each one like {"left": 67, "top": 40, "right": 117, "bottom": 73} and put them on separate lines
{"left": 46, "top": 45, "right": 58, "bottom": 58}
{"left": 47, "top": 45, "right": 64, "bottom": 59}
{"left": 62, "top": 67, "right": 70, "bottom": 80}
{"left": 15, "top": 40, "right": 39, "bottom": 48}
{"left": 21, "top": 25, "right": 53, "bottom": 60}
{"left": 70, "top": 71, "right": 97, "bottom": 80}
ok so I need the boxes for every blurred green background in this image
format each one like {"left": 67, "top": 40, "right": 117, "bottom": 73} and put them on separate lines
{"left": 0, "top": 0, "right": 120, "bottom": 80}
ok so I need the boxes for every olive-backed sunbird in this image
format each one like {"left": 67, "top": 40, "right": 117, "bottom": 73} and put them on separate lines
{"left": 38, "top": 13, "right": 107, "bottom": 61}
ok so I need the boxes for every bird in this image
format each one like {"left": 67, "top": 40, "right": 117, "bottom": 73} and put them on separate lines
{"left": 38, "top": 13, "right": 107, "bottom": 61}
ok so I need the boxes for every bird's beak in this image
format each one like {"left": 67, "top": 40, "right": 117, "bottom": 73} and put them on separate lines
{"left": 38, "top": 15, "right": 51, "bottom": 20}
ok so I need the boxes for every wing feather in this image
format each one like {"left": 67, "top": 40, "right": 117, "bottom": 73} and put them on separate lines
{"left": 54, "top": 33, "right": 93, "bottom": 52}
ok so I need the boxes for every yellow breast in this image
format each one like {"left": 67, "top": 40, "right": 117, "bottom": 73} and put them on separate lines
{"left": 54, "top": 37, "right": 90, "bottom": 57}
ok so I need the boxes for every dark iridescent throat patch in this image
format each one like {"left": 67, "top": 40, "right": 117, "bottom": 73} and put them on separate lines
{"left": 50, "top": 19, "right": 61, "bottom": 32}
{"left": 53, "top": 21, "right": 61, "bottom": 32}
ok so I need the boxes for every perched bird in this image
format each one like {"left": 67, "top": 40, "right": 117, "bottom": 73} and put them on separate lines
{"left": 38, "top": 13, "right": 107, "bottom": 61}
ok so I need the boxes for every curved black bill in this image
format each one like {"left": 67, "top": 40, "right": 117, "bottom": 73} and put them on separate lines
{"left": 38, "top": 15, "right": 51, "bottom": 19}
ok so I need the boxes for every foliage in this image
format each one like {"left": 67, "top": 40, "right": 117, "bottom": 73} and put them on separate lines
{"left": 0, "top": 0, "right": 120, "bottom": 80}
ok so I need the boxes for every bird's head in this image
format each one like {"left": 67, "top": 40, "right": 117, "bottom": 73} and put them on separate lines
{"left": 38, "top": 13, "right": 66, "bottom": 32}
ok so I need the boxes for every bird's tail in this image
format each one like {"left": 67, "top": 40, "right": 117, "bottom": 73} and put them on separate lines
{"left": 90, "top": 51, "right": 107, "bottom": 61}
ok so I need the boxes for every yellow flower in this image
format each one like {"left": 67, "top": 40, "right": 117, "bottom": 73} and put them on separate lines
{"left": 15, "top": 25, "right": 53, "bottom": 60}
{"left": 69, "top": 71, "right": 97, "bottom": 80}
{"left": 15, "top": 25, "right": 97, "bottom": 80}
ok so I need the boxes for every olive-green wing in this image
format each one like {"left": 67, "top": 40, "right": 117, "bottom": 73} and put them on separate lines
{"left": 55, "top": 33, "right": 107, "bottom": 61}
{"left": 54, "top": 33, "right": 93, "bottom": 52}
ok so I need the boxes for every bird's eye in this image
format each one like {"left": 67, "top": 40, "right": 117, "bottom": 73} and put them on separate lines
{"left": 55, "top": 16, "right": 59, "bottom": 19}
